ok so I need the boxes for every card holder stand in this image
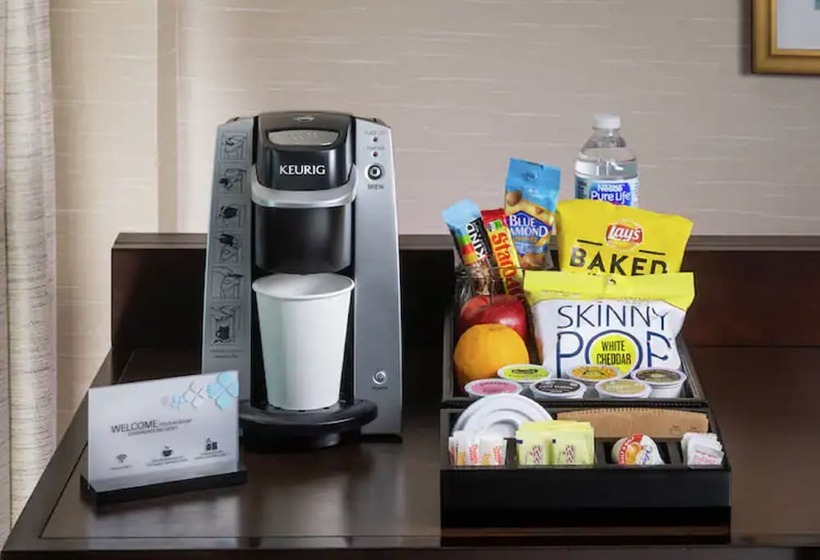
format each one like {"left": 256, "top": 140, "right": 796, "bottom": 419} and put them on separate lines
{"left": 80, "top": 461, "right": 247, "bottom": 506}
{"left": 439, "top": 409, "right": 731, "bottom": 530}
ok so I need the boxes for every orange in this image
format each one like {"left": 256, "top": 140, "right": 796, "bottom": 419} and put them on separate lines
{"left": 453, "top": 324, "right": 529, "bottom": 390}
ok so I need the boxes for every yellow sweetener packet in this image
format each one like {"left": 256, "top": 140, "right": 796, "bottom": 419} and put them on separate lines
{"left": 555, "top": 199, "right": 693, "bottom": 276}
{"left": 517, "top": 420, "right": 595, "bottom": 465}
{"left": 524, "top": 271, "right": 695, "bottom": 377}
{"left": 519, "top": 420, "right": 593, "bottom": 432}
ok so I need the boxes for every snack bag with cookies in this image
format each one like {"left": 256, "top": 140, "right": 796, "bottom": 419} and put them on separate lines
{"left": 504, "top": 158, "right": 561, "bottom": 270}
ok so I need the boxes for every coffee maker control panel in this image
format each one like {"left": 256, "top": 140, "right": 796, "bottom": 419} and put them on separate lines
{"left": 352, "top": 117, "right": 402, "bottom": 436}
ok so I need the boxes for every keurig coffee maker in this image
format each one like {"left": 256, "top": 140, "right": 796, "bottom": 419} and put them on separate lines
{"left": 201, "top": 111, "right": 402, "bottom": 449}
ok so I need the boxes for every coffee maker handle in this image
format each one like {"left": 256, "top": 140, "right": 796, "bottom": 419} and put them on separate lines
{"left": 251, "top": 165, "right": 357, "bottom": 209}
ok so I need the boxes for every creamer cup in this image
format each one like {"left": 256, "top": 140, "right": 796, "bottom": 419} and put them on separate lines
{"left": 611, "top": 434, "right": 664, "bottom": 465}
{"left": 631, "top": 368, "right": 687, "bottom": 399}
{"left": 464, "top": 378, "right": 522, "bottom": 399}
{"left": 530, "top": 379, "right": 586, "bottom": 400}
{"left": 595, "top": 378, "right": 651, "bottom": 400}
{"left": 497, "top": 364, "right": 552, "bottom": 388}
{"left": 567, "top": 365, "right": 623, "bottom": 398}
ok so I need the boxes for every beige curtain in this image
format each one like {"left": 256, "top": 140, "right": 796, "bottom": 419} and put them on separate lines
{"left": 0, "top": 0, "right": 57, "bottom": 543}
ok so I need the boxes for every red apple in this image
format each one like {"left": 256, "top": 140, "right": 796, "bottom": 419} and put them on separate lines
{"left": 457, "top": 294, "right": 528, "bottom": 342}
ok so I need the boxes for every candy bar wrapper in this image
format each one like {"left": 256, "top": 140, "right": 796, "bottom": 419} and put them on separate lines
{"left": 443, "top": 200, "right": 494, "bottom": 293}
{"left": 478, "top": 435, "right": 507, "bottom": 466}
{"left": 481, "top": 209, "right": 524, "bottom": 298}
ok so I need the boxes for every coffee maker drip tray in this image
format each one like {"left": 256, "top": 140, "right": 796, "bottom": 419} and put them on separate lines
{"left": 239, "top": 400, "right": 377, "bottom": 451}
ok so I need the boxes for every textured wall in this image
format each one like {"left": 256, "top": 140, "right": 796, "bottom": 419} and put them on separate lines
{"left": 52, "top": 0, "right": 820, "bottom": 432}
{"left": 51, "top": 0, "right": 159, "bottom": 435}
{"left": 176, "top": 0, "right": 820, "bottom": 235}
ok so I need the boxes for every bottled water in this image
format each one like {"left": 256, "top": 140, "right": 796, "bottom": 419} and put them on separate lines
{"left": 574, "top": 114, "right": 639, "bottom": 207}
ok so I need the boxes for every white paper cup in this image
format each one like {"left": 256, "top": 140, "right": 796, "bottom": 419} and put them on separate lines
{"left": 252, "top": 273, "right": 354, "bottom": 410}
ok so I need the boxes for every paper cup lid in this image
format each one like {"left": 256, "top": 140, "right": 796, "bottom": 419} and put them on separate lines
{"left": 464, "top": 378, "right": 522, "bottom": 398}
{"left": 632, "top": 368, "right": 686, "bottom": 386}
{"left": 531, "top": 379, "right": 586, "bottom": 399}
{"left": 497, "top": 364, "right": 551, "bottom": 383}
{"left": 595, "top": 378, "right": 651, "bottom": 398}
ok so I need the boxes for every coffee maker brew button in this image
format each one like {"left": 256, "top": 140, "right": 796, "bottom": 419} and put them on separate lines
{"left": 373, "top": 370, "right": 388, "bottom": 385}
{"left": 366, "top": 164, "right": 383, "bottom": 180}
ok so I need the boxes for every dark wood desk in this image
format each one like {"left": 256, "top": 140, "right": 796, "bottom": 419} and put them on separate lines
{"left": 4, "top": 234, "right": 820, "bottom": 559}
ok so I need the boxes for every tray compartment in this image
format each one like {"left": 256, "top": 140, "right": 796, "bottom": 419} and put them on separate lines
{"left": 442, "top": 304, "right": 708, "bottom": 408}
{"left": 439, "top": 408, "right": 731, "bottom": 529}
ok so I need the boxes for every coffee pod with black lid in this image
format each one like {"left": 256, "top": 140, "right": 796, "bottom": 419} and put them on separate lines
{"left": 630, "top": 368, "right": 687, "bottom": 399}
{"left": 530, "top": 378, "right": 586, "bottom": 400}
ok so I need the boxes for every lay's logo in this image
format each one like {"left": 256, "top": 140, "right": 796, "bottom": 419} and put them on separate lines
{"left": 605, "top": 220, "right": 643, "bottom": 250}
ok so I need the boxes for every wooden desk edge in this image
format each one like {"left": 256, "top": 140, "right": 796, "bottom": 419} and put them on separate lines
{"left": 113, "top": 232, "right": 820, "bottom": 253}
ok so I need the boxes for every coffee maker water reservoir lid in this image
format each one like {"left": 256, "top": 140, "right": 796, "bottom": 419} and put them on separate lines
{"left": 254, "top": 111, "right": 354, "bottom": 192}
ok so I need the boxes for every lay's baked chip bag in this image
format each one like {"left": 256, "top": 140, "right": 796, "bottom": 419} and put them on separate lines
{"left": 524, "top": 271, "right": 695, "bottom": 378}
{"left": 555, "top": 199, "right": 693, "bottom": 276}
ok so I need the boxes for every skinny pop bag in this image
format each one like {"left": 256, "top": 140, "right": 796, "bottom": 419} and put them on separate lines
{"left": 524, "top": 271, "right": 695, "bottom": 378}
{"left": 556, "top": 199, "right": 693, "bottom": 276}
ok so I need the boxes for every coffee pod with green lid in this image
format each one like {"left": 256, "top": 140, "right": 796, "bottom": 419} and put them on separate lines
{"left": 595, "top": 378, "right": 651, "bottom": 400}
{"left": 497, "top": 364, "right": 552, "bottom": 388}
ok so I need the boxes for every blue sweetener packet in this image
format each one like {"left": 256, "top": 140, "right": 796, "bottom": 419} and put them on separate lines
{"left": 503, "top": 158, "right": 561, "bottom": 269}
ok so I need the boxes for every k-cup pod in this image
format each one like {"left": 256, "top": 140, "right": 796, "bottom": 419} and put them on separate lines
{"left": 530, "top": 378, "right": 586, "bottom": 400}
{"left": 497, "top": 364, "right": 552, "bottom": 388}
{"left": 631, "top": 368, "right": 687, "bottom": 399}
{"left": 464, "top": 378, "right": 522, "bottom": 399}
{"left": 595, "top": 378, "right": 651, "bottom": 400}
{"left": 567, "top": 365, "right": 623, "bottom": 397}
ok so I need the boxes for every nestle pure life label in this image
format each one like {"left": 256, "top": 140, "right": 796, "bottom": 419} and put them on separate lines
{"left": 575, "top": 177, "right": 639, "bottom": 207}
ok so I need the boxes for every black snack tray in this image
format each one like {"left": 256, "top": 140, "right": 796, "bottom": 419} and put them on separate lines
{"left": 439, "top": 407, "right": 731, "bottom": 529}
{"left": 442, "top": 306, "right": 708, "bottom": 408}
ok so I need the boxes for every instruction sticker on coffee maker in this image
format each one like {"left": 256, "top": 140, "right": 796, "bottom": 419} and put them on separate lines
{"left": 87, "top": 371, "right": 240, "bottom": 485}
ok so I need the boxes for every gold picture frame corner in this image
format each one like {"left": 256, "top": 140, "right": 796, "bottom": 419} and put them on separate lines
{"left": 751, "top": 0, "right": 820, "bottom": 76}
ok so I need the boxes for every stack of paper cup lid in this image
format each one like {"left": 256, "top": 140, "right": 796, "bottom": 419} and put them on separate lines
{"left": 566, "top": 365, "right": 623, "bottom": 397}
{"left": 595, "top": 378, "right": 652, "bottom": 400}
{"left": 530, "top": 378, "right": 586, "bottom": 400}
{"left": 630, "top": 368, "right": 687, "bottom": 399}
